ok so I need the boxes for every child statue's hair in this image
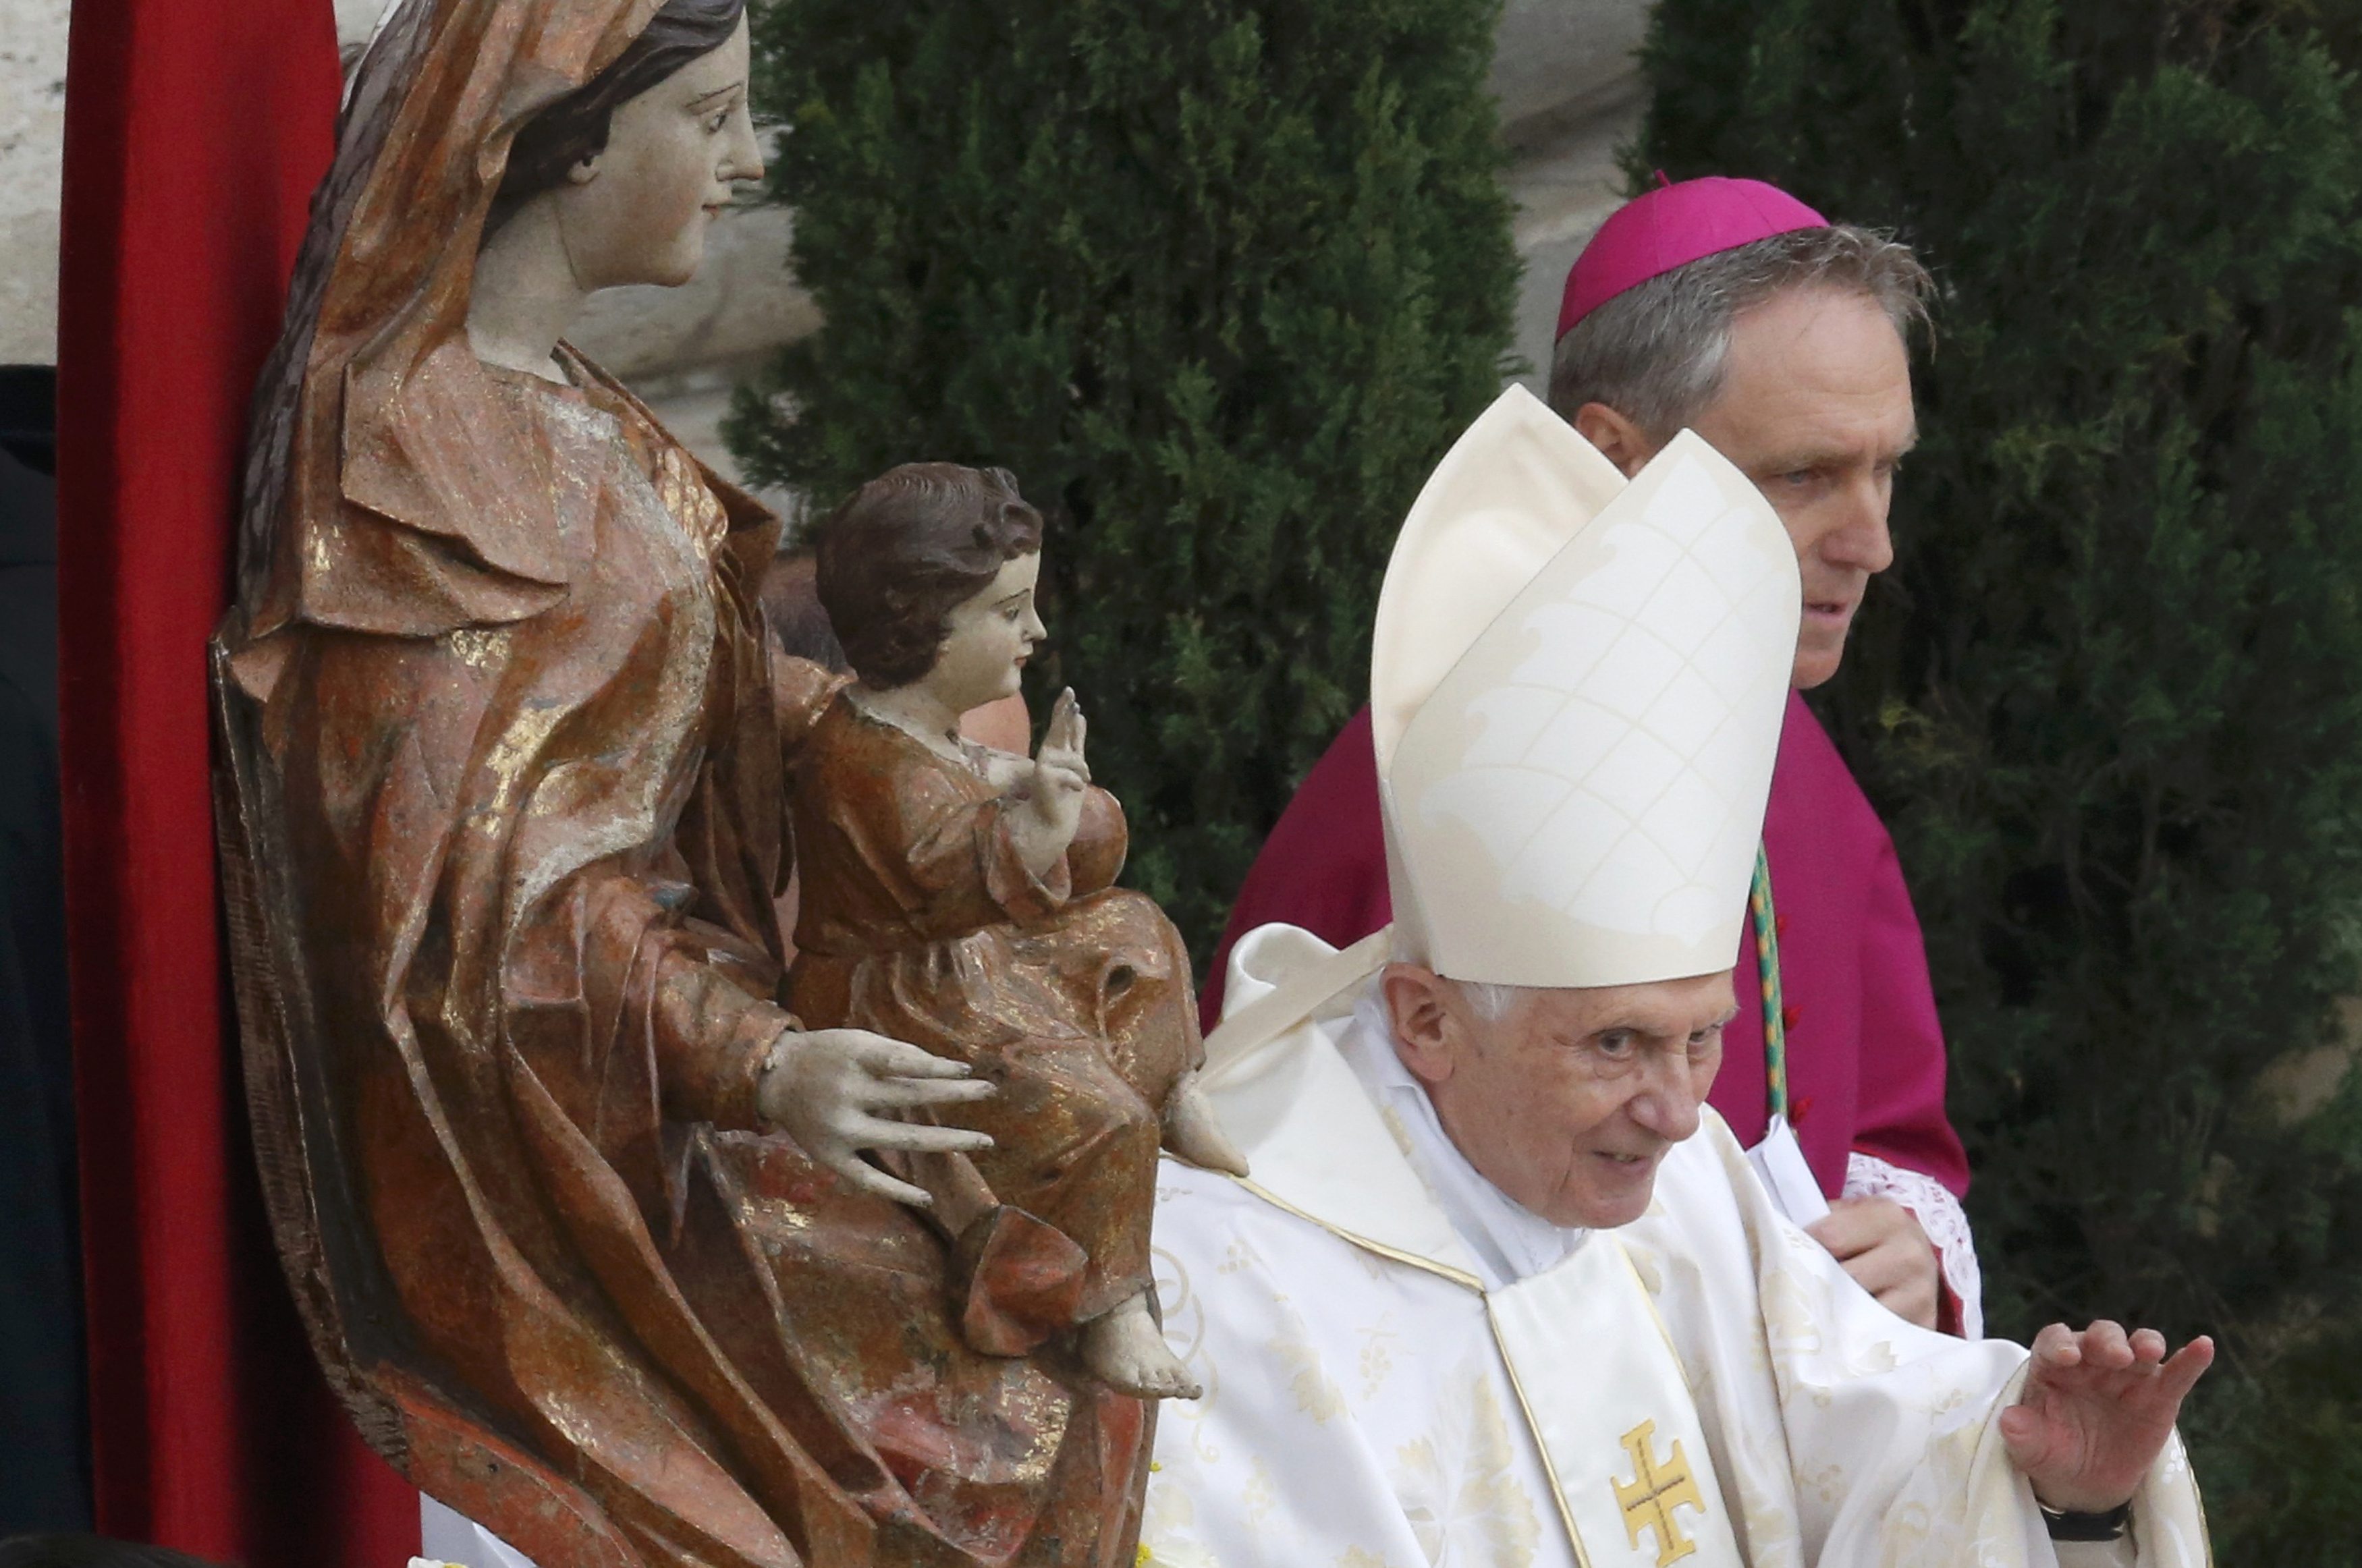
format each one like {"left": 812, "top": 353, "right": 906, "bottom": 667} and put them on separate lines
{"left": 814, "top": 464, "right": 1045, "bottom": 688}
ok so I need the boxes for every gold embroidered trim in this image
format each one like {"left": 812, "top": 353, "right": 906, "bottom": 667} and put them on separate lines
{"left": 1229, "top": 1176, "right": 1486, "bottom": 1293}
{"left": 1486, "top": 1300, "right": 1596, "bottom": 1568}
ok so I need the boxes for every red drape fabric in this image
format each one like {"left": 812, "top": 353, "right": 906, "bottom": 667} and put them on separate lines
{"left": 56, "top": 2, "right": 422, "bottom": 1560}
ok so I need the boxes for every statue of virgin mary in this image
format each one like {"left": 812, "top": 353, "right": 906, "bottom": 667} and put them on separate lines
{"left": 212, "top": 2, "right": 1153, "bottom": 1563}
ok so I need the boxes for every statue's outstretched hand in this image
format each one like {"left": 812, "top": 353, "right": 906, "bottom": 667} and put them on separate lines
{"left": 758, "top": 1028, "right": 996, "bottom": 1209}
{"left": 1014, "top": 688, "right": 1091, "bottom": 874}
{"left": 2000, "top": 1320, "right": 2214, "bottom": 1514}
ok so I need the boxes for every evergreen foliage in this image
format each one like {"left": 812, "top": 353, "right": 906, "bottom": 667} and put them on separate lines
{"left": 1635, "top": 0, "right": 2362, "bottom": 1549}
{"left": 731, "top": 0, "right": 1520, "bottom": 950}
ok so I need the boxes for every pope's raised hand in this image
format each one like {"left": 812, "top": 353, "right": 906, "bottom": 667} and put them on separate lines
{"left": 1999, "top": 1320, "right": 2214, "bottom": 1514}
{"left": 757, "top": 1027, "right": 996, "bottom": 1209}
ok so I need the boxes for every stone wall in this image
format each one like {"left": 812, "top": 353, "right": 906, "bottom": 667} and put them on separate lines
{"left": 574, "top": 0, "right": 1651, "bottom": 474}
{"left": 0, "top": 0, "right": 1647, "bottom": 467}
{"left": 1496, "top": 0, "right": 1648, "bottom": 144}
{"left": 0, "top": 0, "right": 67, "bottom": 365}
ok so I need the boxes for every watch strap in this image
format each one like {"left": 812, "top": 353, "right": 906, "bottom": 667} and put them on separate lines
{"left": 2040, "top": 1500, "right": 2132, "bottom": 1542}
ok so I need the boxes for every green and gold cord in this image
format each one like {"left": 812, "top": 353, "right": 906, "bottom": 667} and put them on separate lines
{"left": 1748, "top": 845, "right": 1788, "bottom": 1122}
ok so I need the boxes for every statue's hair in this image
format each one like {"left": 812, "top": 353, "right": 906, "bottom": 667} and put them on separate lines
{"left": 1547, "top": 224, "right": 1933, "bottom": 441}
{"left": 814, "top": 464, "right": 1045, "bottom": 690}
{"left": 488, "top": 0, "right": 747, "bottom": 233}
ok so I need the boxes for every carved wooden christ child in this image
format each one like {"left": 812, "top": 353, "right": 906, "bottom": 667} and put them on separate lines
{"left": 788, "top": 464, "right": 1245, "bottom": 1400}
{"left": 209, "top": 0, "right": 1213, "bottom": 1563}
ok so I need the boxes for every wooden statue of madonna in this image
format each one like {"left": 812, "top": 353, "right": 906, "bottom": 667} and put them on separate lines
{"left": 211, "top": 0, "right": 1226, "bottom": 1562}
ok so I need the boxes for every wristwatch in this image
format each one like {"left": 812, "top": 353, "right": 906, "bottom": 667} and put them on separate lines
{"left": 2039, "top": 1499, "right": 2132, "bottom": 1542}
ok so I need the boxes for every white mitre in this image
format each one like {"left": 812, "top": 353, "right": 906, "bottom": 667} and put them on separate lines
{"left": 1373, "top": 384, "right": 1799, "bottom": 989}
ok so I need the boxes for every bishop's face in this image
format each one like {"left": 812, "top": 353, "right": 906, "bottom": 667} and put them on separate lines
{"left": 1686, "top": 286, "right": 1917, "bottom": 691}
{"left": 1383, "top": 967, "right": 1734, "bottom": 1230}
{"left": 555, "top": 15, "right": 763, "bottom": 289}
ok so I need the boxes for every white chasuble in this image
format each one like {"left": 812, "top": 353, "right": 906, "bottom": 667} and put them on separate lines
{"left": 1489, "top": 1237, "right": 1743, "bottom": 1566}
{"left": 1141, "top": 925, "right": 2209, "bottom": 1568}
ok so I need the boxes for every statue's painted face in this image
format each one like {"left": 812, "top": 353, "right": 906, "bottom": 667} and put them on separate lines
{"left": 1383, "top": 966, "right": 1734, "bottom": 1229}
{"left": 555, "top": 14, "right": 762, "bottom": 290}
{"left": 927, "top": 552, "right": 1047, "bottom": 717}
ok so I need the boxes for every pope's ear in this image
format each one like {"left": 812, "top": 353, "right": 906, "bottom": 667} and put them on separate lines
{"left": 1381, "top": 964, "right": 1458, "bottom": 1085}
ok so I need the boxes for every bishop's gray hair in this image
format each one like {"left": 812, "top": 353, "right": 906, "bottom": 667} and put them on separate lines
{"left": 1547, "top": 224, "right": 1933, "bottom": 442}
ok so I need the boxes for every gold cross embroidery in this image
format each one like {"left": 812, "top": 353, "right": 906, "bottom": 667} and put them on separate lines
{"left": 1612, "top": 1419, "right": 1705, "bottom": 1567}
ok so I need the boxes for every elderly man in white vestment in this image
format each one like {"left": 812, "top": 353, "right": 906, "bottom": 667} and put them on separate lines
{"left": 1140, "top": 388, "right": 2213, "bottom": 1568}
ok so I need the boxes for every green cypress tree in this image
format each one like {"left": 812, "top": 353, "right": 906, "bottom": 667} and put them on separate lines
{"left": 731, "top": 0, "right": 1519, "bottom": 950}
{"left": 1636, "top": 1, "right": 2362, "bottom": 1550}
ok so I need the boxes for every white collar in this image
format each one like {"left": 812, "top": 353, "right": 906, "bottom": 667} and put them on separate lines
{"left": 1335, "top": 988, "right": 1590, "bottom": 1291}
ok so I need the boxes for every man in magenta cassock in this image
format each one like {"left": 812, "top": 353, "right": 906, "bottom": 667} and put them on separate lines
{"left": 1205, "top": 177, "right": 1984, "bottom": 1335}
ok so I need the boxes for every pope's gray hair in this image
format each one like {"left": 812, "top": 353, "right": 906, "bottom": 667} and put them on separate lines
{"left": 1388, "top": 929, "right": 1535, "bottom": 1024}
{"left": 1547, "top": 224, "right": 1933, "bottom": 443}
{"left": 1454, "top": 978, "right": 1531, "bottom": 1024}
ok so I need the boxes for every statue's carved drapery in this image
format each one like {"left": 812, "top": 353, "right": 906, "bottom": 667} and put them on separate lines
{"left": 212, "top": 2, "right": 1149, "bottom": 1561}
{"left": 786, "top": 694, "right": 1201, "bottom": 1349}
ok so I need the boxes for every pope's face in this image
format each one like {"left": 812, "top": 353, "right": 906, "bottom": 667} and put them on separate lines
{"left": 555, "top": 16, "right": 763, "bottom": 290}
{"left": 1684, "top": 286, "right": 1917, "bottom": 690}
{"left": 923, "top": 553, "right": 1047, "bottom": 715}
{"left": 1383, "top": 966, "right": 1734, "bottom": 1230}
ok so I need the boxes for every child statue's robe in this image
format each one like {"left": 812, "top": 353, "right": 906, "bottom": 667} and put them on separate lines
{"left": 786, "top": 694, "right": 1203, "bottom": 1344}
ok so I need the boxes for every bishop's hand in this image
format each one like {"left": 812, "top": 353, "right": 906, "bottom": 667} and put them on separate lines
{"left": 757, "top": 1028, "right": 996, "bottom": 1209}
{"left": 1999, "top": 1320, "right": 2214, "bottom": 1515}
{"left": 1807, "top": 1196, "right": 1940, "bottom": 1330}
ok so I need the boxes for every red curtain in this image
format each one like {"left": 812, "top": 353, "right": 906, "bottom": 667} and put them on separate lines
{"left": 55, "top": 1, "right": 421, "bottom": 1561}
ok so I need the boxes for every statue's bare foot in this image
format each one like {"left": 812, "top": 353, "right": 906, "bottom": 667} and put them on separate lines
{"left": 1080, "top": 1292, "right": 1201, "bottom": 1399}
{"left": 1163, "top": 1075, "right": 1248, "bottom": 1176}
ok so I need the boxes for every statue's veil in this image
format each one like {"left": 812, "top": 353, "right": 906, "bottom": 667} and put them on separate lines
{"left": 232, "top": 0, "right": 660, "bottom": 657}
{"left": 213, "top": 4, "right": 661, "bottom": 1560}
